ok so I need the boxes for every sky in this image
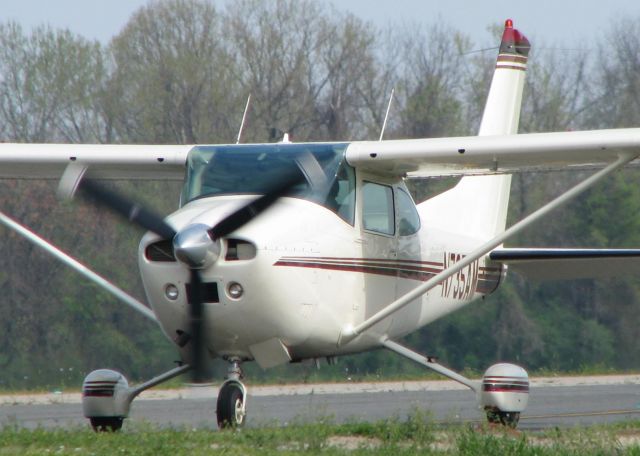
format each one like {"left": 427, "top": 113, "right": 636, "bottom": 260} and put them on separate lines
{"left": 4, "top": 0, "right": 640, "bottom": 49}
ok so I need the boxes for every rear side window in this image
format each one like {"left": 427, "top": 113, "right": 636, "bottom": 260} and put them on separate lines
{"left": 362, "top": 182, "right": 395, "bottom": 235}
{"left": 396, "top": 188, "right": 420, "bottom": 236}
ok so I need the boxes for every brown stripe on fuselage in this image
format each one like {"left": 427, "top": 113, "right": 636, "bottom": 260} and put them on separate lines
{"left": 274, "top": 260, "right": 437, "bottom": 281}
{"left": 275, "top": 256, "right": 503, "bottom": 296}
{"left": 279, "top": 259, "right": 442, "bottom": 275}
{"left": 278, "top": 256, "right": 444, "bottom": 267}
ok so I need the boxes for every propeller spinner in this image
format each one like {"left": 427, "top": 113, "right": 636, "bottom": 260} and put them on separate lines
{"left": 173, "top": 223, "right": 220, "bottom": 269}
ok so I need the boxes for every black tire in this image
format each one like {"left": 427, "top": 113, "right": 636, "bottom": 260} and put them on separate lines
{"left": 216, "top": 383, "right": 245, "bottom": 429}
{"left": 90, "top": 417, "right": 123, "bottom": 432}
{"left": 486, "top": 408, "right": 520, "bottom": 428}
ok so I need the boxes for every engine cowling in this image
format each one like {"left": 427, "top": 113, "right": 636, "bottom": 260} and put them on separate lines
{"left": 82, "top": 369, "right": 132, "bottom": 420}
{"left": 480, "top": 363, "right": 529, "bottom": 413}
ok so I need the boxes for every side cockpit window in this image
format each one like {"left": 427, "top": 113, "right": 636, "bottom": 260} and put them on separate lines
{"left": 396, "top": 188, "right": 420, "bottom": 236}
{"left": 325, "top": 161, "right": 356, "bottom": 225}
{"left": 362, "top": 182, "right": 395, "bottom": 235}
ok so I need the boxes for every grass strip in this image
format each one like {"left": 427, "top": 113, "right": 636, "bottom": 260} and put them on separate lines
{"left": 1, "top": 414, "right": 639, "bottom": 455}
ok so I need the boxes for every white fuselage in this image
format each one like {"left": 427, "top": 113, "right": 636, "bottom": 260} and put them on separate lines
{"left": 138, "top": 170, "right": 504, "bottom": 367}
{"left": 137, "top": 22, "right": 525, "bottom": 368}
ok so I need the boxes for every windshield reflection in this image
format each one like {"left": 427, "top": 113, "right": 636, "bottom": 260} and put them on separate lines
{"left": 181, "top": 143, "right": 355, "bottom": 224}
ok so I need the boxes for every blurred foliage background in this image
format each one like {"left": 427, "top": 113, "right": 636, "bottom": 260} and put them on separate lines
{"left": 2, "top": 0, "right": 640, "bottom": 389}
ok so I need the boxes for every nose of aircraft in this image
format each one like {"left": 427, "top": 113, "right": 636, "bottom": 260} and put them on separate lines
{"left": 173, "top": 223, "right": 221, "bottom": 269}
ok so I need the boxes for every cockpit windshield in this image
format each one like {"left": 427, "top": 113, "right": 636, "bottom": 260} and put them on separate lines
{"left": 181, "top": 143, "right": 355, "bottom": 224}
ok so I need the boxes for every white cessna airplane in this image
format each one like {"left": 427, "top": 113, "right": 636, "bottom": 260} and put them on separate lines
{"left": 2, "top": 20, "right": 640, "bottom": 431}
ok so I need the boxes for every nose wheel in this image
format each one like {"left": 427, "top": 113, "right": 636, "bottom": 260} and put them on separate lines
{"left": 217, "top": 382, "right": 245, "bottom": 428}
{"left": 216, "top": 357, "right": 247, "bottom": 428}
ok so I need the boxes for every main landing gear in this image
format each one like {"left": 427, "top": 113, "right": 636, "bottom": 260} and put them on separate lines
{"left": 82, "top": 364, "right": 190, "bottom": 432}
{"left": 486, "top": 408, "right": 520, "bottom": 428}
{"left": 82, "top": 358, "right": 249, "bottom": 431}
{"left": 381, "top": 338, "right": 529, "bottom": 428}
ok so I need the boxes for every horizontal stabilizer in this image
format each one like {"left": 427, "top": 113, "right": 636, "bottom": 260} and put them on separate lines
{"left": 490, "top": 248, "right": 640, "bottom": 280}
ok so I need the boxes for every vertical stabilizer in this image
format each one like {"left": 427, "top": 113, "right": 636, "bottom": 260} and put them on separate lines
{"left": 477, "top": 19, "right": 530, "bottom": 136}
{"left": 419, "top": 20, "right": 530, "bottom": 241}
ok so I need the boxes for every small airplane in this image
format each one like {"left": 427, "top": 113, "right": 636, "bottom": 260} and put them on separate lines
{"left": 2, "top": 19, "right": 640, "bottom": 431}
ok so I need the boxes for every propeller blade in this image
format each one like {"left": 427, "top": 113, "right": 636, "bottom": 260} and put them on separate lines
{"left": 209, "top": 172, "right": 304, "bottom": 240}
{"left": 76, "top": 179, "right": 208, "bottom": 382}
{"left": 188, "top": 268, "right": 207, "bottom": 382}
{"left": 79, "top": 180, "right": 176, "bottom": 240}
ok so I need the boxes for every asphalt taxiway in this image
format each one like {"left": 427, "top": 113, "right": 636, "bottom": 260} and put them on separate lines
{"left": 2, "top": 375, "right": 640, "bottom": 430}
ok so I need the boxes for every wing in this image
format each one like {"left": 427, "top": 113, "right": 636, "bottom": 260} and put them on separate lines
{"left": 346, "top": 128, "right": 640, "bottom": 177}
{"left": 0, "top": 143, "right": 193, "bottom": 180}
{"left": 490, "top": 248, "right": 640, "bottom": 281}
{"left": 3, "top": 128, "right": 640, "bottom": 181}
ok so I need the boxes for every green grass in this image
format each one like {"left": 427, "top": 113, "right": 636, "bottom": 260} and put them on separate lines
{"left": 2, "top": 415, "right": 640, "bottom": 455}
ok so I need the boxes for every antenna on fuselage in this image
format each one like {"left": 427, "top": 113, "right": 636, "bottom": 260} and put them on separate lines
{"left": 378, "top": 87, "right": 395, "bottom": 141}
{"left": 236, "top": 94, "right": 252, "bottom": 144}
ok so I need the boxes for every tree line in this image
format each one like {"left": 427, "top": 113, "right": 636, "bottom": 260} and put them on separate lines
{"left": 2, "top": 0, "right": 640, "bottom": 388}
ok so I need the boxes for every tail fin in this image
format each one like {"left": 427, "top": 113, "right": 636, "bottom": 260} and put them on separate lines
{"left": 418, "top": 20, "right": 530, "bottom": 241}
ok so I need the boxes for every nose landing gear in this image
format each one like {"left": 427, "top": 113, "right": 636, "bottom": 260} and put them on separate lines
{"left": 216, "top": 357, "right": 247, "bottom": 428}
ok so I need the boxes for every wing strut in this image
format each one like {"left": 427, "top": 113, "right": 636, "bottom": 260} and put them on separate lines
{"left": 338, "top": 153, "right": 636, "bottom": 346}
{"left": 0, "top": 211, "right": 157, "bottom": 323}
{"left": 382, "top": 338, "right": 479, "bottom": 392}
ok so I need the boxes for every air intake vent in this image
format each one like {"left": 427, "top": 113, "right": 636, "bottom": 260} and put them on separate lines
{"left": 145, "top": 240, "right": 176, "bottom": 262}
{"left": 225, "top": 239, "right": 257, "bottom": 261}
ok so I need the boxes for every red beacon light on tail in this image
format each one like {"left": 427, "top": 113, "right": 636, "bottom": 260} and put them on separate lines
{"left": 499, "top": 18, "right": 530, "bottom": 58}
